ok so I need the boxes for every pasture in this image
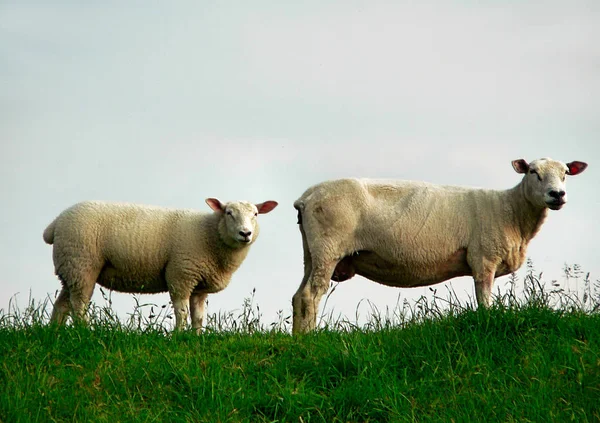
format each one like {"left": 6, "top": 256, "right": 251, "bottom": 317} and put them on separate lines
{"left": 1, "top": 263, "right": 599, "bottom": 422}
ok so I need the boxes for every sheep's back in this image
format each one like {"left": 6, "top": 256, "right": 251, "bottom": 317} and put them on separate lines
{"left": 52, "top": 201, "right": 200, "bottom": 273}
{"left": 299, "top": 179, "right": 499, "bottom": 260}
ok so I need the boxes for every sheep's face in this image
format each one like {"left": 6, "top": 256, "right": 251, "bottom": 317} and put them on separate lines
{"left": 205, "top": 198, "right": 278, "bottom": 246}
{"left": 512, "top": 158, "right": 587, "bottom": 210}
{"left": 224, "top": 202, "right": 261, "bottom": 244}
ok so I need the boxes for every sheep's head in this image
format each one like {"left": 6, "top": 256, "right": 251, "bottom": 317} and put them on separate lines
{"left": 512, "top": 158, "right": 587, "bottom": 210}
{"left": 206, "top": 198, "right": 278, "bottom": 246}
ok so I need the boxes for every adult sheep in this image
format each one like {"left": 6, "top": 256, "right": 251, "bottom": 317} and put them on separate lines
{"left": 43, "top": 198, "right": 278, "bottom": 332}
{"left": 292, "top": 158, "right": 587, "bottom": 333}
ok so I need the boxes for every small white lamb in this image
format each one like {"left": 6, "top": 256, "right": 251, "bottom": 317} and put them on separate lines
{"left": 43, "top": 198, "right": 278, "bottom": 332}
{"left": 292, "top": 158, "right": 587, "bottom": 333}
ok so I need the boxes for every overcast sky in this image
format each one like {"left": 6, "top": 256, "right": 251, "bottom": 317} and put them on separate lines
{"left": 2, "top": 1, "right": 598, "bottom": 327}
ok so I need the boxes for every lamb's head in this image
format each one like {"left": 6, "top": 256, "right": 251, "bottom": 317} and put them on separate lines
{"left": 206, "top": 198, "right": 278, "bottom": 247}
{"left": 512, "top": 158, "right": 587, "bottom": 210}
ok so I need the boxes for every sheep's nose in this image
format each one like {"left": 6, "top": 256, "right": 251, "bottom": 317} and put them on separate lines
{"left": 548, "top": 190, "right": 566, "bottom": 199}
{"left": 239, "top": 230, "right": 252, "bottom": 238}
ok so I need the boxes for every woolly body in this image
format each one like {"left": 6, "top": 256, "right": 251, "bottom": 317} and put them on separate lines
{"left": 44, "top": 199, "right": 277, "bottom": 331}
{"left": 292, "top": 158, "right": 587, "bottom": 333}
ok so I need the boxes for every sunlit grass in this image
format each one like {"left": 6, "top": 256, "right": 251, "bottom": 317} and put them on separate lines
{"left": 0, "top": 261, "right": 599, "bottom": 422}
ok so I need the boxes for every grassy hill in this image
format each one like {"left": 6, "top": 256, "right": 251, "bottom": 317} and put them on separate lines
{"left": 1, "top": 268, "right": 599, "bottom": 422}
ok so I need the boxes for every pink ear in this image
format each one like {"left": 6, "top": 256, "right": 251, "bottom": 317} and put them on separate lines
{"left": 512, "top": 159, "right": 529, "bottom": 174}
{"left": 256, "top": 201, "right": 278, "bottom": 214}
{"left": 566, "top": 161, "right": 588, "bottom": 176}
{"left": 205, "top": 198, "right": 225, "bottom": 212}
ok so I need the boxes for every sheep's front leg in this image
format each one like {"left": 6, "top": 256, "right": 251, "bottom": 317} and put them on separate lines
{"left": 190, "top": 292, "right": 208, "bottom": 334}
{"left": 170, "top": 297, "right": 190, "bottom": 330}
{"left": 292, "top": 259, "right": 337, "bottom": 334}
{"left": 474, "top": 275, "right": 495, "bottom": 307}
{"left": 469, "top": 254, "right": 499, "bottom": 308}
{"left": 166, "top": 265, "right": 197, "bottom": 331}
{"left": 473, "top": 267, "right": 496, "bottom": 308}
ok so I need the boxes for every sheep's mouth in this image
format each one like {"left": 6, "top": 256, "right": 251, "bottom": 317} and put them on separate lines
{"left": 546, "top": 200, "right": 566, "bottom": 210}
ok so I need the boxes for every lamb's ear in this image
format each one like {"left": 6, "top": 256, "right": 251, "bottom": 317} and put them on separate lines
{"left": 206, "top": 198, "right": 225, "bottom": 213}
{"left": 512, "top": 159, "right": 529, "bottom": 174}
{"left": 566, "top": 161, "right": 588, "bottom": 176}
{"left": 255, "top": 201, "right": 278, "bottom": 214}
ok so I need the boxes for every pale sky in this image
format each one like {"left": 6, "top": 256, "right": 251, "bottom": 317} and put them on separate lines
{"left": 2, "top": 1, "right": 598, "bottom": 327}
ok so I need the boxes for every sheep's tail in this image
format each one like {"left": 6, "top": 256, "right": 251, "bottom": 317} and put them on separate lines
{"left": 294, "top": 200, "right": 305, "bottom": 225}
{"left": 43, "top": 219, "right": 57, "bottom": 244}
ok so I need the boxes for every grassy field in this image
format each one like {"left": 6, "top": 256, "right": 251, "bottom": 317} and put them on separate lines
{"left": 1, "top": 265, "right": 599, "bottom": 422}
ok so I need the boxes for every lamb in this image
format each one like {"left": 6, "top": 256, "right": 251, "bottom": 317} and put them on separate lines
{"left": 43, "top": 198, "right": 278, "bottom": 332}
{"left": 292, "top": 158, "right": 587, "bottom": 333}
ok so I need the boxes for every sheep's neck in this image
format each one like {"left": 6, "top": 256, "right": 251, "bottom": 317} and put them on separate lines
{"left": 217, "top": 244, "right": 250, "bottom": 272}
{"left": 506, "top": 182, "right": 548, "bottom": 243}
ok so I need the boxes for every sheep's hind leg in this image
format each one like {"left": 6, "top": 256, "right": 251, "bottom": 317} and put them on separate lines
{"left": 292, "top": 259, "right": 337, "bottom": 334}
{"left": 292, "top": 271, "right": 311, "bottom": 334}
{"left": 190, "top": 292, "right": 208, "bottom": 334}
{"left": 68, "top": 279, "right": 96, "bottom": 324}
{"left": 292, "top": 223, "right": 314, "bottom": 334}
{"left": 50, "top": 286, "right": 71, "bottom": 325}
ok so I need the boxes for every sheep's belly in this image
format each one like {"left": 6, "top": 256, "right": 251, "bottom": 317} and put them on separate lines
{"left": 96, "top": 265, "right": 168, "bottom": 293}
{"left": 339, "top": 249, "right": 472, "bottom": 288}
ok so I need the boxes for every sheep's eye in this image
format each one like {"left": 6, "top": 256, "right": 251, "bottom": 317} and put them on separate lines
{"left": 530, "top": 170, "right": 542, "bottom": 181}
{"left": 254, "top": 212, "right": 258, "bottom": 217}
{"left": 226, "top": 210, "right": 233, "bottom": 216}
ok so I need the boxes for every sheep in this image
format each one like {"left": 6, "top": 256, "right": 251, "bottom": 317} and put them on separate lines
{"left": 292, "top": 158, "right": 587, "bottom": 333}
{"left": 43, "top": 198, "right": 278, "bottom": 332}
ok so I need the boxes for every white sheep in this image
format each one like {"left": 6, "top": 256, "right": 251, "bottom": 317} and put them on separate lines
{"left": 43, "top": 198, "right": 278, "bottom": 332}
{"left": 292, "top": 158, "right": 587, "bottom": 333}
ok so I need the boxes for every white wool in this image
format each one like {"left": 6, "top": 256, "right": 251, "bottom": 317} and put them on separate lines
{"left": 291, "top": 158, "right": 587, "bottom": 333}
{"left": 44, "top": 198, "right": 278, "bottom": 332}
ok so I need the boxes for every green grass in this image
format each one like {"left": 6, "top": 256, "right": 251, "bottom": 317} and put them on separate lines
{"left": 1, "top": 263, "right": 599, "bottom": 422}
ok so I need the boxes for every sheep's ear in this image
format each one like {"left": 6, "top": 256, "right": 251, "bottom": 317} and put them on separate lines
{"left": 512, "top": 159, "right": 529, "bottom": 174}
{"left": 566, "top": 161, "right": 588, "bottom": 176}
{"left": 206, "top": 198, "right": 225, "bottom": 213}
{"left": 256, "top": 201, "right": 278, "bottom": 214}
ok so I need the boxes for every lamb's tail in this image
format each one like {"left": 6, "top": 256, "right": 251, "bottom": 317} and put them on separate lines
{"left": 43, "top": 219, "right": 57, "bottom": 245}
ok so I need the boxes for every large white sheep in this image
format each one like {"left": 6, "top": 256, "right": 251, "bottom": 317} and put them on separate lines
{"left": 292, "top": 158, "right": 587, "bottom": 333}
{"left": 43, "top": 198, "right": 278, "bottom": 332}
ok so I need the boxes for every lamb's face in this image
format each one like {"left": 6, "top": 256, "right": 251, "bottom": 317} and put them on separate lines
{"left": 205, "top": 197, "right": 278, "bottom": 247}
{"left": 222, "top": 202, "right": 260, "bottom": 244}
{"left": 512, "top": 158, "right": 588, "bottom": 210}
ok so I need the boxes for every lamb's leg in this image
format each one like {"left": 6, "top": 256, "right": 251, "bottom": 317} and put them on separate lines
{"left": 68, "top": 279, "right": 96, "bottom": 324}
{"left": 190, "top": 292, "right": 208, "bottom": 335}
{"left": 165, "top": 264, "right": 197, "bottom": 331}
{"left": 53, "top": 258, "right": 101, "bottom": 324}
{"left": 50, "top": 286, "right": 71, "bottom": 325}
{"left": 171, "top": 297, "right": 190, "bottom": 331}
